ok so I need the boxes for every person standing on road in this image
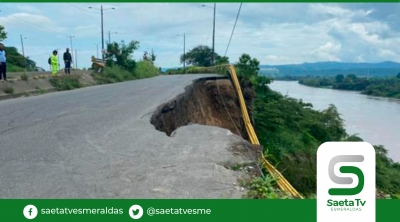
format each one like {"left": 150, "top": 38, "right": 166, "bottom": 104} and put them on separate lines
{"left": 63, "top": 48, "right": 72, "bottom": 74}
{"left": 0, "top": 43, "right": 7, "bottom": 82}
{"left": 51, "top": 50, "right": 59, "bottom": 77}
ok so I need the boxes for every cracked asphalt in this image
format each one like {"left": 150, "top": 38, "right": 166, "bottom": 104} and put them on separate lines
{"left": 0, "top": 75, "right": 253, "bottom": 198}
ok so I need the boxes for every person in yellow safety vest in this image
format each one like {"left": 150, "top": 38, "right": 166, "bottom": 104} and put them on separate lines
{"left": 51, "top": 50, "right": 59, "bottom": 76}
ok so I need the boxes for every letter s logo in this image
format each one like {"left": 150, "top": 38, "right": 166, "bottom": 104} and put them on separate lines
{"left": 328, "top": 155, "right": 364, "bottom": 195}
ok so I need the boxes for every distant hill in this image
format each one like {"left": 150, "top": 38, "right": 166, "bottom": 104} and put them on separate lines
{"left": 259, "top": 61, "right": 400, "bottom": 77}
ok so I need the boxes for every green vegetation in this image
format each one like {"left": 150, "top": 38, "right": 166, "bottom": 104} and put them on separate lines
{"left": 7, "top": 63, "right": 24, "bottom": 72}
{"left": 0, "top": 25, "right": 37, "bottom": 72}
{"left": 93, "top": 65, "right": 136, "bottom": 84}
{"left": 49, "top": 75, "right": 82, "bottom": 91}
{"left": 375, "top": 145, "right": 400, "bottom": 194}
{"left": 236, "top": 54, "right": 260, "bottom": 79}
{"left": 35, "top": 87, "right": 47, "bottom": 94}
{"left": 299, "top": 75, "right": 400, "bottom": 99}
{"left": 0, "top": 25, "right": 7, "bottom": 41}
{"left": 234, "top": 55, "right": 400, "bottom": 197}
{"left": 93, "top": 40, "right": 160, "bottom": 84}
{"left": 244, "top": 176, "right": 288, "bottom": 199}
{"left": 180, "top": 45, "right": 217, "bottom": 67}
{"left": 165, "top": 65, "right": 227, "bottom": 75}
{"left": 179, "top": 45, "right": 230, "bottom": 67}
{"left": 134, "top": 60, "right": 160, "bottom": 79}
{"left": 105, "top": 40, "right": 139, "bottom": 72}
{"left": 93, "top": 61, "right": 160, "bottom": 84}
{"left": 4, "top": 47, "right": 36, "bottom": 72}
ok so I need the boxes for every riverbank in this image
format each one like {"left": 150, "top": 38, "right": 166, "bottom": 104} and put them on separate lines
{"left": 297, "top": 76, "right": 400, "bottom": 99}
{"left": 270, "top": 80, "right": 400, "bottom": 162}
{"left": 260, "top": 80, "right": 400, "bottom": 197}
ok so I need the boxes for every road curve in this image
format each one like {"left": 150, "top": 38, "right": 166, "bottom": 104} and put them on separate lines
{"left": 0, "top": 74, "right": 252, "bottom": 198}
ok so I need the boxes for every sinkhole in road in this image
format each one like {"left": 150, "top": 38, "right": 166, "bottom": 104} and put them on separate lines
{"left": 150, "top": 77, "right": 254, "bottom": 138}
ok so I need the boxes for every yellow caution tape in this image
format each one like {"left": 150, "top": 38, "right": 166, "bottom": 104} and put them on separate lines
{"left": 226, "top": 65, "right": 304, "bottom": 199}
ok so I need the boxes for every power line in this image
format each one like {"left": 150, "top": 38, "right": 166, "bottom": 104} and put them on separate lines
{"left": 224, "top": 3, "right": 242, "bottom": 57}
{"left": 8, "top": 14, "right": 60, "bottom": 34}
{"left": 66, "top": 3, "right": 100, "bottom": 14}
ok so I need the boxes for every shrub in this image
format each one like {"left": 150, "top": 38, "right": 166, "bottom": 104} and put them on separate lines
{"left": 134, "top": 60, "right": 159, "bottom": 79}
{"left": 50, "top": 75, "right": 81, "bottom": 91}
{"left": 166, "top": 65, "right": 228, "bottom": 75}
{"left": 244, "top": 176, "right": 288, "bottom": 199}
{"left": 92, "top": 65, "right": 135, "bottom": 84}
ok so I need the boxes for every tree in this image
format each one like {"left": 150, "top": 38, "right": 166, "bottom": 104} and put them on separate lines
{"left": 235, "top": 53, "right": 260, "bottom": 78}
{"left": 143, "top": 51, "right": 149, "bottom": 61}
{"left": 215, "top": 55, "right": 229, "bottom": 65}
{"left": 335, "top": 74, "right": 344, "bottom": 83}
{"left": 347, "top": 74, "right": 358, "bottom": 82}
{"left": 180, "top": 45, "right": 218, "bottom": 67}
{"left": 4, "top": 46, "right": 36, "bottom": 71}
{"left": 105, "top": 40, "right": 139, "bottom": 72}
{"left": 143, "top": 49, "right": 156, "bottom": 64}
{"left": 0, "top": 25, "right": 7, "bottom": 41}
{"left": 150, "top": 49, "right": 156, "bottom": 63}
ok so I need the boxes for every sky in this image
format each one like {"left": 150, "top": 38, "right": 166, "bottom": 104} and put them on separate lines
{"left": 1, "top": 3, "right": 400, "bottom": 70}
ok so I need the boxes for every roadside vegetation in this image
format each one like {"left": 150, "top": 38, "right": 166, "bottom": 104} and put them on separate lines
{"left": 50, "top": 75, "right": 82, "bottom": 91}
{"left": 0, "top": 25, "right": 37, "bottom": 72}
{"left": 165, "top": 45, "right": 230, "bottom": 75}
{"left": 225, "top": 53, "right": 400, "bottom": 198}
{"left": 92, "top": 40, "right": 160, "bottom": 84}
{"left": 298, "top": 74, "right": 400, "bottom": 99}
{"left": 159, "top": 45, "right": 400, "bottom": 198}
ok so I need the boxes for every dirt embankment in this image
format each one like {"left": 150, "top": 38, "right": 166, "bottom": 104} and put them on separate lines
{"left": 0, "top": 72, "right": 95, "bottom": 100}
{"left": 151, "top": 77, "right": 254, "bottom": 139}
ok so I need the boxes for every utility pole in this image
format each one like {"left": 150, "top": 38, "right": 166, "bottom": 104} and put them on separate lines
{"left": 89, "top": 5, "right": 115, "bottom": 61}
{"left": 212, "top": 3, "right": 216, "bottom": 66}
{"left": 202, "top": 3, "right": 216, "bottom": 65}
{"left": 67, "top": 35, "right": 75, "bottom": 68}
{"left": 20, "top": 34, "right": 26, "bottom": 74}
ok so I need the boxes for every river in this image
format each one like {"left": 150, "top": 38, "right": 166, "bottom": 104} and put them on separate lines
{"left": 269, "top": 81, "right": 400, "bottom": 162}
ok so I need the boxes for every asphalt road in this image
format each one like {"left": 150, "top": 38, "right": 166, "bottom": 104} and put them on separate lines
{"left": 0, "top": 74, "right": 252, "bottom": 198}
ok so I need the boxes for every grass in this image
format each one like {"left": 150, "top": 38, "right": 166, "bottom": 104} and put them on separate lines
{"left": 165, "top": 66, "right": 228, "bottom": 75}
{"left": 7, "top": 63, "right": 24, "bottom": 72}
{"left": 92, "top": 65, "right": 136, "bottom": 84}
{"left": 243, "top": 176, "right": 290, "bottom": 199}
{"left": 49, "top": 75, "right": 82, "bottom": 91}
{"left": 92, "top": 61, "right": 160, "bottom": 85}
{"left": 35, "top": 87, "right": 47, "bottom": 94}
{"left": 134, "top": 60, "right": 160, "bottom": 79}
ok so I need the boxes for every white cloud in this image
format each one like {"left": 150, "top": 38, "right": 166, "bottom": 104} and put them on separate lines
{"left": 2, "top": 3, "right": 400, "bottom": 70}
{"left": 265, "top": 55, "right": 289, "bottom": 64}
{"left": 309, "top": 42, "right": 342, "bottom": 62}
{"left": 0, "top": 13, "right": 67, "bottom": 34}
